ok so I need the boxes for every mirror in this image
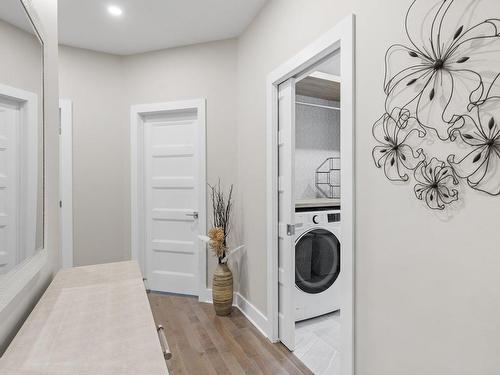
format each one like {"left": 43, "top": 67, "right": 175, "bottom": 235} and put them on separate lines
{"left": 0, "top": 0, "right": 44, "bottom": 275}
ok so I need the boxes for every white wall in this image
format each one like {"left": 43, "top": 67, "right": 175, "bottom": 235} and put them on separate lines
{"left": 59, "top": 45, "right": 128, "bottom": 266}
{"left": 295, "top": 95, "right": 340, "bottom": 200}
{"left": 0, "top": 0, "right": 59, "bottom": 353}
{"left": 237, "top": 0, "right": 500, "bottom": 374}
{"left": 0, "top": 19, "right": 42, "bottom": 99}
{"left": 59, "top": 39, "right": 238, "bottom": 285}
{"left": 123, "top": 39, "right": 238, "bottom": 287}
{"left": 56, "top": 1, "right": 500, "bottom": 373}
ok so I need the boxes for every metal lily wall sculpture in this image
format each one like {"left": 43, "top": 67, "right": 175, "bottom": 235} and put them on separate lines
{"left": 373, "top": 0, "right": 500, "bottom": 209}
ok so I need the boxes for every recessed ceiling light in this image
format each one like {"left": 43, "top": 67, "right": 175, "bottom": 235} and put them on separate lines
{"left": 107, "top": 5, "right": 123, "bottom": 17}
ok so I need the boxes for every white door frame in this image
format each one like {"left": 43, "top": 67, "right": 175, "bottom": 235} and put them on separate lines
{"left": 59, "top": 99, "right": 73, "bottom": 268}
{"left": 0, "top": 83, "right": 47, "bottom": 315}
{"left": 0, "top": 84, "right": 39, "bottom": 265}
{"left": 266, "top": 14, "right": 355, "bottom": 374}
{"left": 130, "top": 99, "right": 207, "bottom": 298}
{"left": 276, "top": 78, "right": 297, "bottom": 350}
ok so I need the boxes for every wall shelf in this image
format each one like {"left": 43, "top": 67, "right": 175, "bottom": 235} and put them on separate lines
{"left": 296, "top": 76, "right": 340, "bottom": 102}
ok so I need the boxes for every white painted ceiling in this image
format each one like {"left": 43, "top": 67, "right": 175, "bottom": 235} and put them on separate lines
{"left": 0, "top": 0, "right": 35, "bottom": 34}
{"left": 58, "top": 0, "right": 268, "bottom": 55}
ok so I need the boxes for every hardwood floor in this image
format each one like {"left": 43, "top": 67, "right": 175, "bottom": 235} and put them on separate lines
{"left": 148, "top": 292, "right": 313, "bottom": 375}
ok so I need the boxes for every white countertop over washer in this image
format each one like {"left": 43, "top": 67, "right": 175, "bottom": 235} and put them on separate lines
{"left": 295, "top": 198, "right": 340, "bottom": 209}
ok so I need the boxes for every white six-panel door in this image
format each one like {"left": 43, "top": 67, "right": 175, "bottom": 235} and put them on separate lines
{"left": 0, "top": 99, "right": 19, "bottom": 274}
{"left": 134, "top": 101, "right": 206, "bottom": 296}
{"left": 278, "top": 79, "right": 296, "bottom": 350}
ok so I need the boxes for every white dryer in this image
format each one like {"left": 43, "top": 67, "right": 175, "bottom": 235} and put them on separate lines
{"left": 295, "top": 209, "right": 341, "bottom": 321}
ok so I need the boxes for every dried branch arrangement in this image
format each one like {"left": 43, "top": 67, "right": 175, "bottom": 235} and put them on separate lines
{"left": 208, "top": 181, "right": 234, "bottom": 263}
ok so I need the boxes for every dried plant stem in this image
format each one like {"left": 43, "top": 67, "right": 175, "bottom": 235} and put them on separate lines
{"left": 208, "top": 180, "right": 233, "bottom": 263}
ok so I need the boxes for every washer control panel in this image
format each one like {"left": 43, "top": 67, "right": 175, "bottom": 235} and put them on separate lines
{"left": 296, "top": 210, "right": 341, "bottom": 226}
{"left": 327, "top": 213, "right": 341, "bottom": 223}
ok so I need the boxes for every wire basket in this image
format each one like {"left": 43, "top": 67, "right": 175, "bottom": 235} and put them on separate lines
{"left": 315, "top": 157, "right": 340, "bottom": 199}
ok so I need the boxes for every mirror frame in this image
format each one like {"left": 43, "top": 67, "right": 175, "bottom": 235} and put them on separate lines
{"left": 0, "top": 0, "right": 46, "bottom": 314}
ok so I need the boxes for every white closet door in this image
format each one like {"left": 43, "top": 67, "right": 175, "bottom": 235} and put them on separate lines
{"left": 0, "top": 101, "right": 19, "bottom": 274}
{"left": 278, "top": 78, "right": 296, "bottom": 350}
{"left": 143, "top": 109, "right": 201, "bottom": 295}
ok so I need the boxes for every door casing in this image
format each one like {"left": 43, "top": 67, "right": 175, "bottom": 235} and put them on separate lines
{"left": 59, "top": 99, "right": 73, "bottom": 268}
{"left": 277, "top": 78, "right": 297, "bottom": 350}
{"left": 0, "top": 82, "right": 46, "bottom": 315}
{"left": 130, "top": 99, "right": 207, "bottom": 300}
{"left": 266, "top": 14, "right": 356, "bottom": 375}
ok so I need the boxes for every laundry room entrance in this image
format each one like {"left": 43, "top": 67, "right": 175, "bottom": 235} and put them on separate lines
{"left": 266, "top": 16, "right": 355, "bottom": 375}
{"left": 291, "top": 50, "right": 342, "bottom": 374}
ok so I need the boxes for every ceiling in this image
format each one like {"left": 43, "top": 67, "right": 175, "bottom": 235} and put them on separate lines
{"left": 58, "top": 0, "right": 268, "bottom": 55}
{"left": 0, "top": 0, "right": 35, "bottom": 34}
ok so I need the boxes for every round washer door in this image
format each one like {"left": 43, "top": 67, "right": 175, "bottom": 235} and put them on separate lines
{"left": 295, "top": 228, "right": 340, "bottom": 294}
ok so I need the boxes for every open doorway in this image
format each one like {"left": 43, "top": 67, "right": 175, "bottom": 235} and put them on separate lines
{"left": 266, "top": 15, "right": 355, "bottom": 375}
{"left": 292, "top": 51, "right": 342, "bottom": 374}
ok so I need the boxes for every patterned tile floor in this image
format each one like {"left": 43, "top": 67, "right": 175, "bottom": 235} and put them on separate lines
{"left": 294, "top": 311, "right": 341, "bottom": 374}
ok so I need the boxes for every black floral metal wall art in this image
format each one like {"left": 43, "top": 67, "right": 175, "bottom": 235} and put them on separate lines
{"left": 414, "top": 158, "right": 459, "bottom": 210}
{"left": 373, "top": 0, "right": 500, "bottom": 210}
{"left": 372, "top": 107, "right": 425, "bottom": 181}
{"left": 448, "top": 78, "right": 500, "bottom": 195}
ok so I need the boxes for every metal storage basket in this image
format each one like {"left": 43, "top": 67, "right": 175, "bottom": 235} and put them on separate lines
{"left": 315, "top": 157, "right": 340, "bottom": 199}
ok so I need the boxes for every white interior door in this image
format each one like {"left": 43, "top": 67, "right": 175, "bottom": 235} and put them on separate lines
{"left": 0, "top": 99, "right": 19, "bottom": 274}
{"left": 142, "top": 104, "right": 205, "bottom": 295}
{"left": 278, "top": 78, "right": 296, "bottom": 350}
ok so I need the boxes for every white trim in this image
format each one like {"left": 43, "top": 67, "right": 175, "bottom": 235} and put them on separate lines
{"left": 266, "top": 14, "right": 355, "bottom": 375}
{"left": 234, "top": 292, "right": 270, "bottom": 339}
{"left": 198, "top": 287, "right": 212, "bottom": 304}
{"left": 59, "top": 99, "right": 73, "bottom": 268}
{"left": 20, "top": 0, "right": 46, "bottom": 43}
{"left": 201, "top": 288, "right": 270, "bottom": 339}
{"left": 0, "top": 83, "right": 45, "bottom": 314}
{"left": 130, "top": 99, "right": 207, "bottom": 299}
{"left": 0, "top": 249, "right": 47, "bottom": 311}
{"left": 1, "top": 83, "right": 38, "bottom": 262}
{"left": 14, "top": 85, "right": 39, "bottom": 263}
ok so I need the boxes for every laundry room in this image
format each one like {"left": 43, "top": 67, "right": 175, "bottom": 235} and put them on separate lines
{"left": 274, "top": 48, "right": 346, "bottom": 374}
{"left": 295, "top": 50, "right": 341, "bottom": 209}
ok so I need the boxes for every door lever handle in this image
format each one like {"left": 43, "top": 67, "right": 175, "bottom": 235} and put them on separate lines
{"left": 286, "top": 222, "right": 303, "bottom": 236}
{"left": 185, "top": 211, "right": 199, "bottom": 219}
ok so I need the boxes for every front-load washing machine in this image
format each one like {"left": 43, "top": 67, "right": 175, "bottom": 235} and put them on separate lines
{"left": 295, "top": 209, "right": 341, "bottom": 321}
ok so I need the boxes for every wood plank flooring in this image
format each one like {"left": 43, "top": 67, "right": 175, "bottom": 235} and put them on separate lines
{"left": 148, "top": 292, "right": 313, "bottom": 375}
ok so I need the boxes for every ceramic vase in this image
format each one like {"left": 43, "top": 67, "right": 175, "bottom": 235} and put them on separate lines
{"left": 212, "top": 263, "right": 233, "bottom": 316}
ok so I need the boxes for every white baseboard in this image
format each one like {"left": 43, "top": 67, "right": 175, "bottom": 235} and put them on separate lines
{"left": 199, "top": 288, "right": 270, "bottom": 339}
{"left": 233, "top": 292, "right": 270, "bottom": 338}
{"left": 198, "top": 288, "right": 212, "bottom": 304}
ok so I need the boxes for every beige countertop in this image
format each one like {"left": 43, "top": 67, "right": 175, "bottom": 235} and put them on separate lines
{"left": 295, "top": 198, "right": 341, "bottom": 209}
{"left": 0, "top": 261, "right": 168, "bottom": 374}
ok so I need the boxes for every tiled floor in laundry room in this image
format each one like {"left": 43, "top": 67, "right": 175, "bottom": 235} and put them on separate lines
{"left": 294, "top": 311, "right": 341, "bottom": 375}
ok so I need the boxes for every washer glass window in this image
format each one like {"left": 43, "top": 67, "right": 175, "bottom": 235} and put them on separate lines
{"left": 295, "top": 228, "right": 340, "bottom": 294}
